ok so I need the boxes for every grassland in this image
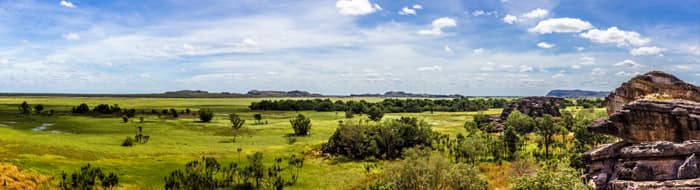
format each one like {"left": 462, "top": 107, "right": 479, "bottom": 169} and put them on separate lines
{"left": 0, "top": 97, "right": 507, "bottom": 189}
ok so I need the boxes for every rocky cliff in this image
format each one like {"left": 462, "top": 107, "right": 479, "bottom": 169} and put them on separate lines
{"left": 499, "top": 96, "right": 565, "bottom": 120}
{"left": 604, "top": 71, "right": 700, "bottom": 114}
{"left": 584, "top": 71, "right": 700, "bottom": 190}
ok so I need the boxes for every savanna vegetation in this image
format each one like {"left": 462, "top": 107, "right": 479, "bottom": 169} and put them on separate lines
{"left": 0, "top": 97, "right": 610, "bottom": 189}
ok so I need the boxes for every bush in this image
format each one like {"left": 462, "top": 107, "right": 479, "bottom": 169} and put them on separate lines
{"left": 254, "top": 113, "right": 263, "bottom": 124}
{"left": 511, "top": 164, "right": 590, "bottom": 190}
{"left": 73, "top": 103, "right": 90, "bottom": 114}
{"left": 345, "top": 110, "right": 354, "bottom": 118}
{"left": 322, "top": 117, "right": 433, "bottom": 160}
{"left": 34, "top": 104, "right": 44, "bottom": 114}
{"left": 59, "top": 164, "right": 119, "bottom": 190}
{"left": 122, "top": 136, "right": 134, "bottom": 147}
{"left": 366, "top": 105, "right": 384, "bottom": 121}
{"left": 290, "top": 114, "right": 311, "bottom": 136}
{"left": 199, "top": 108, "right": 214, "bottom": 122}
{"left": 18, "top": 101, "right": 32, "bottom": 115}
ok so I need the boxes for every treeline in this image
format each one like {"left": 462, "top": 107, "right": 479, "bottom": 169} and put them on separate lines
{"left": 249, "top": 98, "right": 513, "bottom": 113}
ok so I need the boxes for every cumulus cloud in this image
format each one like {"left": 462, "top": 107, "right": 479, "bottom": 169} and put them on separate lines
{"left": 336, "top": 0, "right": 382, "bottom": 16}
{"left": 522, "top": 8, "right": 548, "bottom": 19}
{"left": 519, "top": 65, "right": 533, "bottom": 72}
{"left": 417, "top": 65, "right": 443, "bottom": 72}
{"left": 0, "top": 59, "right": 8, "bottom": 65}
{"left": 473, "top": 10, "right": 498, "bottom": 17}
{"left": 528, "top": 18, "right": 593, "bottom": 34}
{"left": 674, "top": 65, "right": 692, "bottom": 71}
{"left": 503, "top": 14, "right": 518, "bottom": 24}
{"left": 552, "top": 73, "right": 565, "bottom": 78}
{"left": 537, "top": 42, "right": 555, "bottom": 49}
{"left": 444, "top": 45, "right": 452, "bottom": 52}
{"left": 473, "top": 48, "right": 485, "bottom": 54}
{"left": 62, "top": 33, "right": 80, "bottom": 40}
{"left": 615, "top": 71, "right": 640, "bottom": 77}
{"left": 576, "top": 47, "right": 585, "bottom": 51}
{"left": 412, "top": 4, "right": 422, "bottom": 9}
{"left": 591, "top": 68, "right": 606, "bottom": 76}
{"left": 580, "top": 56, "right": 595, "bottom": 65}
{"left": 579, "top": 27, "right": 650, "bottom": 46}
{"left": 60, "top": 0, "right": 76, "bottom": 8}
{"left": 630, "top": 46, "right": 665, "bottom": 56}
{"left": 398, "top": 7, "right": 417, "bottom": 15}
{"left": 418, "top": 17, "right": 457, "bottom": 36}
{"left": 614, "top": 59, "right": 643, "bottom": 68}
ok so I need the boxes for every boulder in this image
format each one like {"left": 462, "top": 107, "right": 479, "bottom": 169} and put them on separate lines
{"left": 588, "top": 99, "right": 700, "bottom": 143}
{"left": 604, "top": 71, "right": 700, "bottom": 115}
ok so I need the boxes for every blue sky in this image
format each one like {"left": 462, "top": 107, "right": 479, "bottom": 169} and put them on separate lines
{"left": 0, "top": 0, "right": 698, "bottom": 95}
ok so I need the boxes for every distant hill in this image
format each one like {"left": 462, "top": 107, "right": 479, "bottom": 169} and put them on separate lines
{"left": 546, "top": 89, "right": 610, "bottom": 98}
{"left": 351, "top": 91, "right": 463, "bottom": 98}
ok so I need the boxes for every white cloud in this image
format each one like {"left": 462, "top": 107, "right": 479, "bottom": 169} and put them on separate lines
{"left": 336, "top": 0, "right": 382, "bottom": 16}
{"left": 500, "top": 64, "right": 515, "bottom": 69}
{"left": 580, "top": 56, "right": 595, "bottom": 65}
{"left": 503, "top": 14, "right": 518, "bottom": 24}
{"left": 398, "top": 7, "right": 416, "bottom": 15}
{"left": 522, "top": 8, "right": 548, "bottom": 19}
{"left": 689, "top": 46, "right": 700, "bottom": 56}
{"left": 579, "top": 27, "right": 650, "bottom": 46}
{"left": 614, "top": 59, "right": 643, "bottom": 68}
{"left": 675, "top": 65, "right": 692, "bottom": 71}
{"left": 576, "top": 46, "right": 585, "bottom": 51}
{"left": 62, "top": 33, "right": 80, "bottom": 40}
{"left": 242, "top": 38, "right": 257, "bottom": 46}
{"left": 0, "top": 59, "right": 8, "bottom": 65}
{"left": 537, "top": 42, "right": 555, "bottom": 49}
{"left": 418, "top": 17, "right": 457, "bottom": 36}
{"left": 473, "top": 48, "right": 485, "bottom": 54}
{"left": 528, "top": 18, "right": 593, "bottom": 34}
{"left": 519, "top": 65, "right": 533, "bottom": 72}
{"left": 412, "top": 4, "right": 423, "bottom": 9}
{"left": 630, "top": 46, "right": 665, "bottom": 56}
{"left": 417, "top": 65, "right": 443, "bottom": 72}
{"left": 615, "top": 71, "right": 640, "bottom": 77}
{"left": 480, "top": 66, "right": 494, "bottom": 71}
{"left": 591, "top": 68, "right": 606, "bottom": 76}
{"left": 60, "top": 0, "right": 76, "bottom": 8}
{"left": 571, "top": 65, "right": 581, "bottom": 69}
{"left": 183, "top": 43, "right": 198, "bottom": 54}
{"left": 444, "top": 45, "right": 452, "bottom": 52}
{"left": 552, "top": 73, "right": 565, "bottom": 78}
{"left": 472, "top": 10, "right": 497, "bottom": 17}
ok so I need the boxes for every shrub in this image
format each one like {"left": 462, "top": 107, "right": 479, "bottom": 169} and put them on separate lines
{"left": 254, "top": 113, "right": 263, "bottom": 124}
{"left": 18, "top": 101, "right": 32, "bottom": 115}
{"left": 322, "top": 117, "right": 432, "bottom": 160}
{"left": 122, "top": 136, "right": 134, "bottom": 147}
{"left": 122, "top": 117, "right": 128, "bottom": 123}
{"left": 73, "top": 103, "right": 90, "bottom": 114}
{"left": 511, "top": 164, "right": 590, "bottom": 190}
{"left": 345, "top": 110, "right": 354, "bottom": 118}
{"left": 59, "top": 164, "right": 119, "bottom": 190}
{"left": 34, "top": 104, "right": 44, "bottom": 114}
{"left": 290, "top": 114, "right": 311, "bottom": 136}
{"left": 366, "top": 105, "right": 384, "bottom": 121}
{"left": 198, "top": 108, "right": 214, "bottom": 122}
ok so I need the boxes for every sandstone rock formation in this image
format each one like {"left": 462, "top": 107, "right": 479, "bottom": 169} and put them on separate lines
{"left": 584, "top": 71, "right": 700, "bottom": 190}
{"left": 498, "top": 96, "right": 565, "bottom": 121}
{"left": 604, "top": 71, "right": 700, "bottom": 115}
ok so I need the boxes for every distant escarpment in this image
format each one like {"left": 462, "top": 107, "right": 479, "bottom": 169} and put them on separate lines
{"left": 583, "top": 71, "right": 700, "bottom": 190}
{"left": 350, "top": 91, "right": 463, "bottom": 98}
{"left": 546, "top": 89, "right": 610, "bottom": 98}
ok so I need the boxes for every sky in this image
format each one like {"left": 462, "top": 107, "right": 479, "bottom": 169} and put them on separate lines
{"left": 0, "top": 0, "right": 698, "bottom": 96}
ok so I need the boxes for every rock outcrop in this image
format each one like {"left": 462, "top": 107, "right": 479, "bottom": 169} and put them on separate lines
{"left": 499, "top": 96, "right": 565, "bottom": 121}
{"left": 584, "top": 71, "right": 700, "bottom": 190}
{"left": 604, "top": 71, "right": 700, "bottom": 115}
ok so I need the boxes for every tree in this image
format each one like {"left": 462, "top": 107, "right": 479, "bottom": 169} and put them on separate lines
{"left": 366, "top": 105, "right": 384, "bottom": 121}
{"left": 502, "top": 126, "right": 521, "bottom": 160}
{"left": 230, "top": 113, "right": 245, "bottom": 142}
{"left": 473, "top": 112, "right": 491, "bottom": 130}
{"left": 505, "top": 111, "right": 535, "bottom": 135}
{"left": 290, "top": 114, "right": 311, "bottom": 136}
{"left": 375, "top": 148, "right": 488, "bottom": 190}
{"left": 511, "top": 164, "right": 590, "bottom": 190}
{"left": 34, "top": 104, "right": 44, "bottom": 114}
{"left": 198, "top": 108, "right": 214, "bottom": 122}
{"left": 73, "top": 103, "right": 90, "bottom": 114}
{"left": 253, "top": 113, "right": 262, "bottom": 124}
{"left": 535, "top": 114, "right": 559, "bottom": 158}
{"left": 18, "top": 101, "right": 31, "bottom": 115}
{"left": 345, "top": 110, "right": 354, "bottom": 118}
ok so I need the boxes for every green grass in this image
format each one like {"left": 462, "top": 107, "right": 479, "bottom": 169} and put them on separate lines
{"left": 0, "top": 97, "right": 478, "bottom": 189}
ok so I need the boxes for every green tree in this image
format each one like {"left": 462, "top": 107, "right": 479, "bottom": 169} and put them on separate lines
{"left": 366, "top": 105, "right": 385, "bottom": 121}
{"left": 290, "top": 114, "right": 311, "bottom": 136}
{"left": 198, "top": 108, "right": 214, "bottom": 122}
{"left": 511, "top": 164, "right": 590, "bottom": 190}
{"left": 473, "top": 111, "right": 491, "bottom": 130}
{"left": 535, "top": 114, "right": 560, "bottom": 158}
{"left": 34, "top": 104, "right": 44, "bottom": 114}
{"left": 229, "top": 113, "right": 245, "bottom": 142}
{"left": 253, "top": 113, "right": 262, "bottom": 124}
{"left": 503, "top": 126, "right": 521, "bottom": 160}
{"left": 18, "top": 101, "right": 31, "bottom": 115}
{"left": 505, "top": 111, "right": 535, "bottom": 135}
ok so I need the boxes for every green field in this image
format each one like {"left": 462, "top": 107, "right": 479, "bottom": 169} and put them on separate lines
{"left": 0, "top": 97, "right": 505, "bottom": 189}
